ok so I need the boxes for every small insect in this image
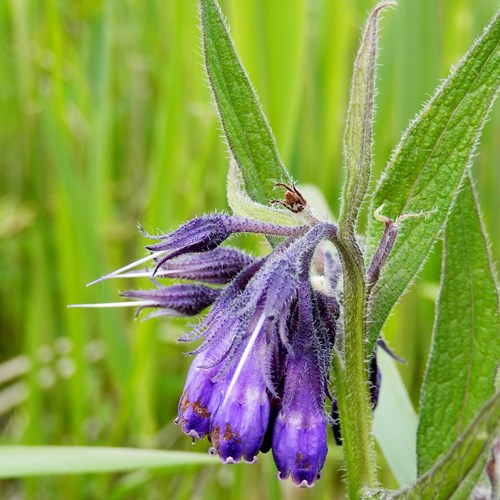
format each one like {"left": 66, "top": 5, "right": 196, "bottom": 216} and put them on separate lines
{"left": 271, "top": 182, "right": 307, "bottom": 213}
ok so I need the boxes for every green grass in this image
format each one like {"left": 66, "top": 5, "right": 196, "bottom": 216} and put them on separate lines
{"left": 0, "top": 0, "right": 498, "bottom": 498}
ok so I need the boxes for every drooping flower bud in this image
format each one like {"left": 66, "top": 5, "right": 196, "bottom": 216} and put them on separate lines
{"left": 144, "top": 215, "right": 308, "bottom": 275}
{"left": 272, "top": 279, "right": 328, "bottom": 488}
{"left": 156, "top": 247, "right": 256, "bottom": 284}
{"left": 144, "top": 215, "right": 235, "bottom": 272}
{"left": 272, "top": 352, "right": 328, "bottom": 487}
{"left": 121, "top": 284, "right": 220, "bottom": 318}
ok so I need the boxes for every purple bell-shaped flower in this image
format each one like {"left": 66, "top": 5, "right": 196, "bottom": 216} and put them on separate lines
{"left": 271, "top": 275, "right": 330, "bottom": 487}
{"left": 208, "top": 336, "right": 270, "bottom": 464}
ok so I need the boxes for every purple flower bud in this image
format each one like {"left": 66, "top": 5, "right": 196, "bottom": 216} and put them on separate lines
{"left": 369, "top": 354, "right": 382, "bottom": 410}
{"left": 175, "top": 351, "right": 223, "bottom": 440}
{"left": 144, "top": 215, "right": 234, "bottom": 274}
{"left": 157, "top": 247, "right": 256, "bottom": 284}
{"left": 209, "top": 344, "right": 270, "bottom": 464}
{"left": 121, "top": 284, "right": 220, "bottom": 318}
{"left": 143, "top": 215, "right": 308, "bottom": 275}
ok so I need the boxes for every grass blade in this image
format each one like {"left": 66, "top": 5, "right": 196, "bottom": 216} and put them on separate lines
{"left": 0, "top": 447, "right": 217, "bottom": 478}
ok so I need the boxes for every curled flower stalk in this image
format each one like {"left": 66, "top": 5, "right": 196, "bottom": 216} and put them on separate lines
{"left": 74, "top": 204, "right": 400, "bottom": 488}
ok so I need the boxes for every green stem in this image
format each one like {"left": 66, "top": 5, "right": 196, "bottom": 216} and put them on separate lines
{"left": 333, "top": 236, "right": 377, "bottom": 498}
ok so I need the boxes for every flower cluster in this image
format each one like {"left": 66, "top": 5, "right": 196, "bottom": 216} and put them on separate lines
{"left": 86, "top": 204, "right": 390, "bottom": 487}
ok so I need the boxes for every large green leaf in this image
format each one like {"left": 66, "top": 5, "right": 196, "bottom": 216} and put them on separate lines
{"left": 0, "top": 447, "right": 217, "bottom": 478}
{"left": 417, "top": 177, "right": 500, "bottom": 477}
{"left": 385, "top": 390, "right": 500, "bottom": 499}
{"left": 366, "top": 11, "right": 500, "bottom": 352}
{"left": 200, "top": 0, "right": 291, "bottom": 206}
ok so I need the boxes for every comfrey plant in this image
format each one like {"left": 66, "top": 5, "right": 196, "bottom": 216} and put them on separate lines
{"left": 78, "top": 1, "right": 500, "bottom": 497}
{"left": 89, "top": 202, "right": 386, "bottom": 486}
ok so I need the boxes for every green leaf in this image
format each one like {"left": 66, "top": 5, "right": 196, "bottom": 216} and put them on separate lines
{"left": 417, "top": 176, "right": 500, "bottom": 478}
{"left": 386, "top": 390, "right": 500, "bottom": 499}
{"left": 366, "top": 11, "right": 500, "bottom": 352}
{"left": 200, "top": 0, "right": 291, "bottom": 207}
{"left": 339, "top": 2, "right": 394, "bottom": 237}
{"left": 448, "top": 451, "right": 489, "bottom": 500}
{"left": 0, "top": 446, "right": 217, "bottom": 478}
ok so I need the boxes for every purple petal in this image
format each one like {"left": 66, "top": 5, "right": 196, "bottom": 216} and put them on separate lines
{"left": 272, "top": 276, "right": 328, "bottom": 487}
{"left": 175, "top": 351, "right": 223, "bottom": 440}
{"left": 209, "top": 347, "right": 270, "bottom": 464}
{"left": 272, "top": 377, "right": 328, "bottom": 487}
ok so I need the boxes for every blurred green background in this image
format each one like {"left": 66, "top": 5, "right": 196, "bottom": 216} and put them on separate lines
{"left": 1, "top": 0, "right": 499, "bottom": 498}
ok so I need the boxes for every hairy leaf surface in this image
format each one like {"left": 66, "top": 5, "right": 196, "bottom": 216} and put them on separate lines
{"left": 339, "top": 2, "right": 393, "bottom": 236}
{"left": 201, "top": 0, "right": 291, "bottom": 206}
{"left": 417, "top": 177, "right": 500, "bottom": 477}
{"left": 366, "top": 12, "right": 500, "bottom": 352}
{"left": 388, "top": 391, "right": 500, "bottom": 499}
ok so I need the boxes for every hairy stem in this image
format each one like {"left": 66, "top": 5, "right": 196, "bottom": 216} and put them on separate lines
{"left": 332, "top": 236, "right": 377, "bottom": 498}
